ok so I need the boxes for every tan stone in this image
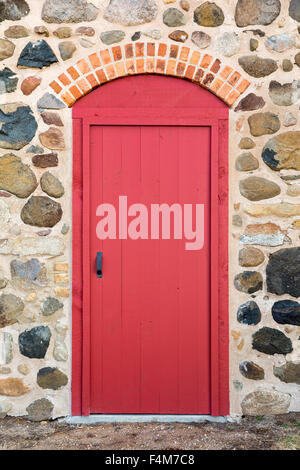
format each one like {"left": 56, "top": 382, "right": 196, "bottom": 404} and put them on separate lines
{"left": 39, "top": 127, "right": 65, "bottom": 150}
{"left": 287, "top": 184, "right": 300, "bottom": 197}
{"left": 54, "top": 273, "right": 69, "bottom": 284}
{"left": 245, "top": 202, "right": 300, "bottom": 217}
{"left": 0, "top": 378, "right": 29, "bottom": 397}
{"left": 239, "top": 247, "right": 265, "bottom": 267}
{"left": 55, "top": 288, "right": 70, "bottom": 297}
{"left": 18, "top": 364, "right": 30, "bottom": 376}
{"left": 241, "top": 389, "right": 291, "bottom": 415}
{"left": 54, "top": 262, "right": 68, "bottom": 272}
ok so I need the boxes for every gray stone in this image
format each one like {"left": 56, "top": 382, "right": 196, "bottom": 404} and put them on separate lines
{"left": 235, "top": 0, "right": 281, "bottom": 27}
{"left": 194, "top": 2, "right": 224, "bottom": 27}
{"left": 240, "top": 222, "right": 286, "bottom": 247}
{"left": 53, "top": 341, "right": 68, "bottom": 361}
{"left": 239, "top": 361, "right": 265, "bottom": 380}
{"left": 0, "top": 332, "right": 13, "bottom": 365}
{"left": 233, "top": 379, "right": 243, "bottom": 391}
{"left": 42, "top": 0, "right": 99, "bottom": 23}
{"left": 238, "top": 56, "right": 278, "bottom": 77}
{"left": 163, "top": 8, "right": 187, "bottom": 27}
{"left": 266, "top": 247, "right": 300, "bottom": 297}
{"left": 142, "top": 29, "right": 162, "bottom": 40}
{"left": 284, "top": 112, "right": 297, "bottom": 127}
{"left": 21, "top": 196, "right": 63, "bottom": 228}
{"left": 17, "top": 40, "right": 58, "bottom": 68}
{"left": 215, "top": 32, "right": 240, "bottom": 57}
{"left": 248, "top": 112, "right": 280, "bottom": 137}
{"left": 10, "top": 259, "right": 44, "bottom": 282}
{"left": 0, "top": 0, "right": 29, "bottom": 22}
{"left": 191, "top": 31, "right": 211, "bottom": 49}
{"left": 0, "top": 68, "right": 18, "bottom": 94}
{"left": 262, "top": 131, "right": 300, "bottom": 171}
{"left": 26, "top": 398, "right": 54, "bottom": 422}
{"left": 37, "top": 367, "right": 68, "bottom": 390}
{"left": 37, "top": 93, "right": 66, "bottom": 111}
{"left": 61, "top": 224, "right": 69, "bottom": 235}
{"left": 40, "top": 172, "right": 64, "bottom": 198}
{"left": 234, "top": 271, "right": 263, "bottom": 294}
{"left": 241, "top": 389, "right": 290, "bottom": 415}
{"left": 0, "top": 294, "right": 24, "bottom": 328}
{"left": 274, "top": 362, "right": 300, "bottom": 384}
{"left": 26, "top": 145, "right": 44, "bottom": 154}
{"left": 269, "top": 80, "right": 300, "bottom": 106}
{"left": 235, "top": 152, "right": 259, "bottom": 171}
{"left": 252, "top": 327, "right": 293, "bottom": 355}
{"left": 0, "top": 237, "right": 64, "bottom": 256}
{"left": 42, "top": 297, "right": 63, "bottom": 316}
{"left": 104, "top": 0, "right": 158, "bottom": 26}
{"left": 100, "top": 30, "right": 125, "bottom": 45}
{"left": 0, "top": 103, "right": 37, "bottom": 150}
{"left": 0, "top": 39, "right": 15, "bottom": 61}
{"left": 272, "top": 300, "right": 300, "bottom": 326}
{"left": 4, "top": 26, "right": 29, "bottom": 39}
{"left": 58, "top": 41, "right": 76, "bottom": 60}
{"left": 265, "top": 33, "right": 295, "bottom": 53}
{"left": 0, "top": 154, "right": 38, "bottom": 198}
{"left": 237, "top": 300, "right": 261, "bottom": 325}
{"left": 19, "top": 326, "right": 51, "bottom": 359}
{"left": 289, "top": 0, "right": 300, "bottom": 22}
{"left": 239, "top": 176, "right": 281, "bottom": 201}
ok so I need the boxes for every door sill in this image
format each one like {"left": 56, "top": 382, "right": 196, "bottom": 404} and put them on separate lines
{"left": 61, "top": 414, "right": 235, "bottom": 424}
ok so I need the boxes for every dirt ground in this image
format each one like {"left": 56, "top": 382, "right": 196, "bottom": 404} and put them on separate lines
{"left": 0, "top": 413, "right": 300, "bottom": 450}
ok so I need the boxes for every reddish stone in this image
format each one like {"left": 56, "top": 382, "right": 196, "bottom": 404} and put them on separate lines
{"left": 21, "top": 76, "right": 42, "bottom": 96}
{"left": 32, "top": 153, "right": 58, "bottom": 168}
{"left": 41, "top": 112, "right": 63, "bottom": 127}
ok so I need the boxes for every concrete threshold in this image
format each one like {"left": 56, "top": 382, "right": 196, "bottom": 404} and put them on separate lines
{"left": 61, "top": 414, "right": 238, "bottom": 425}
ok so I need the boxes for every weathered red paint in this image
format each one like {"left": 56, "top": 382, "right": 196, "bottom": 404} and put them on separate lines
{"left": 72, "top": 75, "right": 229, "bottom": 416}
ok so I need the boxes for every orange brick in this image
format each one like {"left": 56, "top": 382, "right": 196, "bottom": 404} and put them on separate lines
{"left": 185, "top": 64, "right": 195, "bottom": 80}
{"left": 67, "top": 66, "right": 80, "bottom": 80}
{"left": 125, "top": 44, "right": 134, "bottom": 58}
{"left": 220, "top": 65, "right": 233, "bottom": 80}
{"left": 136, "top": 58, "right": 145, "bottom": 73}
{"left": 76, "top": 78, "right": 91, "bottom": 94}
{"left": 96, "top": 68, "right": 108, "bottom": 84}
{"left": 105, "top": 64, "right": 116, "bottom": 80}
{"left": 225, "top": 89, "right": 240, "bottom": 106}
{"left": 86, "top": 73, "right": 98, "bottom": 88}
{"left": 217, "top": 82, "right": 232, "bottom": 100}
{"left": 126, "top": 59, "right": 136, "bottom": 74}
{"left": 179, "top": 46, "right": 190, "bottom": 62}
{"left": 176, "top": 61, "right": 186, "bottom": 76}
{"left": 156, "top": 58, "right": 166, "bottom": 74}
{"left": 49, "top": 81, "right": 62, "bottom": 94}
{"left": 115, "top": 61, "right": 127, "bottom": 77}
{"left": 210, "top": 78, "right": 224, "bottom": 93}
{"left": 112, "top": 46, "right": 122, "bottom": 61}
{"left": 210, "top": 59, "right": 221, "bottom": 74}
{"left": 147, "top": 42, "right": 155, "bottom": 56}
{"left": 228, "top": 71, "right": 241, "bottom": 86}
{"left": 189, "top": 51, "right": 201, "bottom": 65}
{"left": 146, "top": 57, "right": 155, "bottom": 73}
{"left": 100, "top": 49, "right": 111, "bottom": 65}
{"left": 58, "top": 73, "right": 71, "bottom": 86}
{"left": 202, "top": 73, "right": 214, "bottom": 87}
{"left": 61, "top": 92, "right": 76, "bottom": 107}
{"left": 169, "top": 44, "right": 179, "bottom": 59}
{"left": 135, "top": 42, "right": 144, "bottom": 57}
{"left": 193, "top": 68, "right": 204, "bottom": 82}
{"left": 166, "top": 59, "right": 176, "bottom": 76}
{"left": 236, "top": 78, "right": 251, "bottom": 94}
{"left": 158, "top": 43, "right": 167, "bottom": 57}
{"left": 89, "top": 52, "right": 101, "bottom": 69}
{"left": 77, "top": 59, "right": 90, "bottom": 74}
{"left": 200, "top": 54, "right": 213, "bottom": 68}
{"left": 69, "top": 85, "right": 83, "bottom": 100}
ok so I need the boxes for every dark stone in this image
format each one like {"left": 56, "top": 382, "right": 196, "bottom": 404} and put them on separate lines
{"left": 194, "top": 2, "right": 224, "bottom": 27}
{"left": 237, "top": 300, "right": 261, "bottom": 325}
{"left": 295, "top": 52, "right": 300, "bottom": 68}
{"left": 11, "top": 258, "right": 43, "bottom": 282}
{"left": 235, "top": 93, "right": 265, "bottom": 112}
{"left": 0, "top": 0, "right": 29, "bottom": 21}
{"left": 243, "top": 29, "right": 265, "bottom": 37}
{"left": 21, "top": 196, "right": 62, "bottom": 228}
{"left": 239, "top": 361, "right": 265, "bottom": 380}
{"left": 131, "top": 32, "right": 141, "bottom": 41}
{"left": 234, "top": 271, "right": 263, "bottom": 294}
{"left": 0, "top": 68, "right": 18, "bottom": 94}
{"left": 252, "top": 327, "right": 293, "bottom": 355}
{"left": 32, "top": 153, "right": 58, "bottom": 168}
{"left": 238, "top": 56, "right": 278, "bottom": 77}
{"left": 272, "top": 300, "right": 300, "bottom": 326}
{"left": 17, "top": 40, "right": 58, "bottom": 68}
{"left": 289, "top": 0, "right": 300, "bottom": 22}
{"left": 19, "top": 326, "right": 51, "bottom": 359}
{"left": 42, "top": 297, "right": 63, "bottom": 316}
{"left": 26, "top": 398, "right": 54, "bottom": 422}
{"left": 0, "top": 104, "right": 37, "bottom": 150}
{"left": 274, "top": 362, "right": 300, "bottom": 384}
{"left": 37, "top": 367, "right": 68, "bottom": 390}
{"left": 266, "top": 247, "right": 300, "bottom": 297}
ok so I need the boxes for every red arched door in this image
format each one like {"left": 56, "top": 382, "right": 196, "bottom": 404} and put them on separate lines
{"left": 72, "top": 75, "right": 229, "bottom": 416}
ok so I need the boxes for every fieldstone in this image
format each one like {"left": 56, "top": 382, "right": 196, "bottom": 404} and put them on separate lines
{"left": 0, "top": 378, "right": 29, "bottom": 396}
{"left": 37, "top": 367, "right": 68, "bottom": 390}
{"left": 238, "top": 56, "right": 278, "bottom": 77}
{"left": 265, "top": 33, "right": 295, "bottom": 53}
{"left": 37, "top": 93, "right": 65, "bottom": 112}
{"left": 250, "top": 38, "right": 258, "bottom": 51}
{"left": 266, "top": 247, "right": 300, "bottom": 297}
{"left": 0, "top": 367, "right": 11, "bottom": 375}
{"left": 180, "top": 0, "right": 190, "bottom": 11}
{"left": 18, "top": 40, "right": 58, "bottom": 68}
{"left": 21, "top": 196, "right": 62, "bottom": 228}
{"left": 237, "top": 300, "right": 261, "bottom": 325}
{"left": 239, "top": 176, "right": 280, "bottom": 201}
{"left": 240, "top": 222, "right": 287, "bottom": 246}
{"left": 191, "top": 31, "right": 211, "bottom": 49}
{"left": 42, "top": 297, "right": 63, "bottom": 316}
{"left": 235, "top": 0, "right": 281, "bottom": 27}
{"left": 41, "top": 112, "right": 63, "bottom": 127}
{"left": 239, "top": 247, "right": 264, "bottom": 267}
{"left": 234, "top": 271, "right": 263, "bottom": 294}
{"left": 39, "top": 128, "right": 65, "bottom": 150}
{"left": 245, "top": 202, "right": 300, "bottom": 217}
{"left": 0, "top": 103, "right": 36, "bottom": 150}
{"left": 104, "top": 0, "right": 158, "bottom": 26}
{"left": 0, "top": 0, "right": 29, "bottom": 22}
{"left": 0, "top": 402, "right": 12, "bottom": 419}
{"left": 0, "top": 332, "right": 13, "bottom": 364}
{"left": 269, "top": 81, "right": 300, "bottom": 106}
{"left": 18, "top": 364, "right": 30, "bottom": 375}
{"left": 284, "top": 112, "right": 297, "bottom": 127}
{"left": 76, "top": 26, "right": 95, "bottom": 36}
{"left": 0, "top": 68, "right": 18, "bottom": 95}
{"left": 272, "top": 300, "right": 300, "bottom": 326}
{"left": 21, "top": 76, "right": 42, "bottom": 95}
{"left": 53, "top": 341, "right": 68, "bottom": 361}
{"left": 241, "top": 389, "right": 290, "bottom": 415}
{"left": 235, "top": 152, "right": 259, "bottom": 171}
{"left": 27, "top": 145, "right": 44, "bottom": 154}
{"left": 248, "top": 112, "right": 280, "bottom": 137}
{"left": 0, "top": 237, "right": 64, "bottom": 256}
{"left": 0, "top": 154, "right": 38, "bottom": 198}
{"left": 233, "top": 379, "right": 243, "bottom": 391}
{"left": 235, "top": 93, "right": 265, "bottom": 112}
{"left": 142, "top": 29, "right": 162, "bottom": 40}
{"left": 58, "top": 41, "right": 76, "bottom": 60}
{"left": 169, "top": 30, "right": 188, "bottom": 43}
{"left": 10, "top": 259, "right": 45, "bottom": 284}
{"left": 100, "top": 31, "right": 125, "bottom": 46}
{"left": 131, "top": 32, "right": 141, "bottom": 41}
{"left": 26, "top": 398, "right": 54, "bottom": 422}
{"left": 32, "top": 153, "right": 58, "bottom": 168}
{"left": 163, "top": 8, "right": 186, "bottom": 27}
{"left": 42, "top": 0, "right": 98, "bottom": 23}
{"left": 289, "top": 0, "right": 300, "bottom": 21}
{"left": 296, "top": 52, "right": 300, "bottom": 68}
{"left": 4, "top": 26, "right": 29, "bottom": 39}
{"left": 252, "top": 327, "right": 293, "bottom": 355}
{"left": 194, "top": 2, "right": 224, "bottom": 27}
{"left": 19, "top": 326, "right": 51, "bottom": 359}
{"left": 239, "top": 137, "right": 255, "bottom": 149}
{"left": 40, "top": 172, "right": 64, "bottom": 198}
{"left": 61, "top": 224, "right": 69, "bottom": 235}
{"left": 239, "top": 361, "right": 264, "bottom": 380}
{"left": 54, "top": 27, "right": 72, "bottom": 39}
{"left": 282, "top": 59, "right": 293, "bottom": 72}
{"left": 274, "top": 362, "right": 300, "bottom": 384}
{"left": 0, "top": 294, "right": 24, "bottom": 328}
{"left": 215, "top": 32, "right": 240, "bottom": 57}
{"left": 34, "top": 26, "right": 49, "bottom": 37}
{"left": 262, "top": 132, "right": 300, "bottom": 171}
{"left": 0, "top": 39, "right": 15, "bottom": 61}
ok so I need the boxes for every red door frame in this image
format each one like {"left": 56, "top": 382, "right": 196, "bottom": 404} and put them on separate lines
{"left": 72, "top": 104, "right": 229, "bottom": 417}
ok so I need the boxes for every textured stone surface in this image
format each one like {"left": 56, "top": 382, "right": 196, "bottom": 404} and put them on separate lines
{"left": 37, "top": 367, "right": 68, "bottom": 390}
{"left": 284, "top": 112, "right": 297, "bottom": 127}
{"left": 266, "top": 247, "right": 300, "bottom": 297}
{"left": 0, "top": 0, "right": 29, "bottom": 21}
{"left": 241, "top": 389, "right": 290, "bottom": 415}
{"left": 32, "top": 153, "right": 58, "bottom": 168}
{"left": 54, "top": 27, "right": 72, "bottom": 39}
{"left": 19, "top": 326, "right": 51, "bottom": 359}
{"left": 274, "top": 362, "right": 300, "bottom": 384}
{"left": 239, "top": 247, "right": 264, "bottom": 267}
{"left": 194, "top": 2, "right": 224, "bottom": 27}
{"left": 272, "top": 300, "right": 300, "bottom": 326}
{"left": 0, "top": 332, "right": 13, "bottom": 364}
{"left": 269, "top": 81, "right": 300, "bottom": 106}
{"left": 41, "top": 112, "right": 63, "bottom": 127}
{"left": 191, "top": 31, "right": 211, "bottom": 49}
{"left": 262, "top": 132, "right": 300, "bottom": 171}
{"left": 237, "top": 300, "right": 261, "bottom": 325}
{"left": 39, "top": 127, "right": 65, "bottom": 150}
{"left": 215, "top": 32, "right": 240, "bottom": 57}
{"left": 104, "top": 0, "right": 158, "bottom": 26}
{"left": 169, "top": 30, "right": 188, "bottom": 43}
{"left": 34, "top": 26, "right": 49, "bottom": 37}
{"left": 37, "top": 93, "right": 65, "bottom": 111}
{"left": 42, "top": 297, "right": 63, "bottom": 316}
{"left": 282, "top": 59, "right": 293, "bottom": 72}
{"left": 235, "top": 0, "right": 281, "bottom": 27}
{"left": 240, "top": 223, "right": 287, "bottom": 247}
{"left": 142, "top": 29, "right": 162, "bottom": 40}
{"left": 76, "top": 26, "right": 95, "bottom": 36}
{"left": 239, "top": 137, "right": 255, "bottom": 149}
{"left": 42, "top": 0, "right": 98, "bottom": 23}
{"left": 0, "top": 154, "right": 38, "bottom": 198}
{"left": 163, "top": 8, "right": 186, "bottom": 27}
{"left": 265, "top": 33, "right": 295, "bottom": 53}
{"left": 0, "top": 39, "right": 15, "bottom": 61}
{"left": 235, "top": 152, "right": 259, "bottom": 171}
{"left": 235, "top": 93, "right": 265, "bottom": 112}
{"left": 289, "top": 0, "right": 300, "bottom": 21}
{"left": 26, "top": 398, "right": 54, "bottom": 422}
{"left": 245, "top": 202, "right": 300, "bottom": 217}
{"left": 21, "top": 196, "right": 62, "bottom": 228}
{"left": 0, "top": 104, "right": 37, "bottom": 150}
{"left": 4, "top": 25, "right": 29, "bottom": 38}
{"left": 10, "top": 258, "right": 45, "bottom": 284}
{"left": 40, "top": 172, "right": 64, "bottom": 198}
{"left": 0, "top": 378, "right": 29, "bottom": 396}
{"left": 0, "top": 294, "right": 24, "bottom": 328}
{"left": 18, "top": 40, "right": 58, "bottom": 68}
{"left": 239, "top": 361, "right": 264, "bottom": 380}
{"left": 0, "top": 68, "right": 18, "bottom": 94}
{"left": 21, "top": 76, "right": 42, "bottom": 95}
{"left": 234, "top": 271, "right": 263, "bottom": 294}
{"left": 252, "top": 327, "right": 293, "bottom": 355}
{"left": 238, "top": 56, "right": 278, "bottom": 77}
{"left": 239, "top": 176, "right": 280, "bottom": 201}
{"left": 0, "top": 237, "right": 64, "bottom": 256}
{"left": 100, "top": 31, "right": 126, "bottom": 45}
{"left": 58, "top": 41, "right": 76, "bottom": 60}
{"left": 248, "top": 112, "right": 280, "bottom": 137}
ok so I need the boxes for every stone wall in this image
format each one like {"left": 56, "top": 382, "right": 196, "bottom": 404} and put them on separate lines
{"left": 0, "top": 0, "right": 299, "bottom": 420}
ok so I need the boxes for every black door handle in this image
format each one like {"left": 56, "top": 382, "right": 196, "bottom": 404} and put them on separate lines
{"left": 97, "top": 252, "right": 103, "bottom": 278}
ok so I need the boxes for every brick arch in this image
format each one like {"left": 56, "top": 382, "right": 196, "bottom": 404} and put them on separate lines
{"left": 48, "top": 41, "right": 251, "bottom": 108}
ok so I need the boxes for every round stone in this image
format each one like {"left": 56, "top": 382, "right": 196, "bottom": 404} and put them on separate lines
{"left": 238, "top": 56, "right": 278, "bottom": 77}
{"left": 163, "top": 8, "right": 187, "bottom": 27}
{"left": 0, "top": 154, "right": 37, "bottom": 198}
{"left": 239, "top": 137, "right": 255, "bottom": 149}
{"left": 237, "top": 300, "right": 261, "bottom": 325}
{"left": 235, "top": 152, "right": 259, "bottom": 171}
{"left": 241, "top": 389, "right": 290, "bottom": 416}
{"left": 215, "top": 32, "right": 240, "bottom": 57}
{"left": 252, "top": 327, "right": 293, "bottom": 355}
{"left": 267, "top": 247, "right": 300, "bottom": 297}
{"left": 274, "top": 362, "right": 300, "bottom": 384}
{"left": 262, "top": 131, "right": 300, "bottom": 171}
{"left": 100, "top": 30, "right": 126, "bottom": 45}
{"left": 0, "top": 39, "right": 15, "bottom": 61}
{"left": 272, "top": 300, "right": 300, "bottom": 326}
{"left": 26, "top": 398, "right": 54, "bottom": 422}
{"left": 58, "top": 41, "right": 76, "bottom": 60}
{"left": 265, "top": 33, "right": 295, "bottom": 53}
{"left": 76, "top": 26, "right": 95, "bottom": 36}
{"left": 235, "top": 0, "right": 281, "bottom": 27}
{"left": 248, "top": 112, "right": 280, "bottom": 137}
{"left": 194, "top": 2, "right": 224, "bottom": 27}
{"left": 168, "top": 30, "right": 188, "bottom": 43}
{"left": 37, "top": 367, "right": 68, "bottom": 390}
{"left": 239, "top": 176, "right": 281, "bottom": 201}
{"left": 239, "top": 361, "right": 264, "bottom": 380}
{"left": 282, "top": 59, "right": 293, "bottom": 72}
{"left": 32, "top": 153, "right": 58, "bottom": 168}
{"left": 19, "top": 326, "right": 51, "bottom": 359}
{"left": 250, "top": 38, "right": 258, "bottom": 51}
{"left": 234, "top": 271, "right": 263, "bottom": 294}
{"left": 239, "top": 247, "right": 264, "bottom": 267}
{"left": 53, "top": 27, "right": 72, "bottom": 38}
{"left": 191, "top": 31, "right": 211, "bottom": 49}
{"left": 21, "top": 196, "right": 63, "bottom": 228}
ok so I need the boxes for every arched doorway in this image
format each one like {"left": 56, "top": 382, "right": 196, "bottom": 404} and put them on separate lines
{"left": 72, "top": 75, "right": 229, "bottom": 416}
